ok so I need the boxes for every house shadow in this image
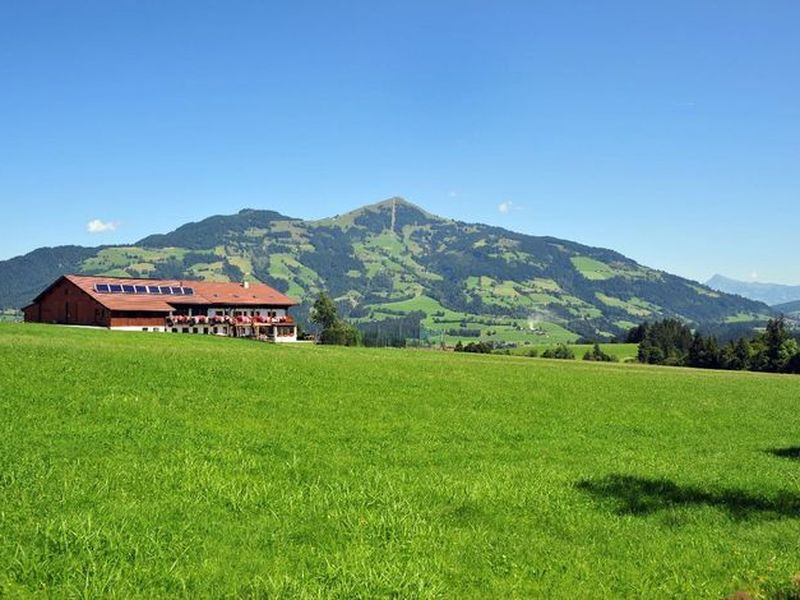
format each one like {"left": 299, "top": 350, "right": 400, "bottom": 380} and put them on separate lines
{"left": 768, "top": 447, "right": 800, "bottom": 461}
{"left": 576, "top": 474, "right": 800, "bottom": 521}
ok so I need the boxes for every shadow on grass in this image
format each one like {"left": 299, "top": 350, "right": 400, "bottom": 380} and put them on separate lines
{"left": 576, "top": 474, "right": 800, "bottom": 521}
{"left": 768, "top": 447, "right": 800, "bottom": 461}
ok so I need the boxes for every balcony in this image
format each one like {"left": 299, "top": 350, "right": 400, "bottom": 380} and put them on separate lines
{"left": 166, "top": 315, "right": 295, "bottom": 327}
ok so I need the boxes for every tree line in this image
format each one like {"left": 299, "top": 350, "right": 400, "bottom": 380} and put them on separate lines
{"left": 630, "top": 317, "right": 800, "bottom": 374}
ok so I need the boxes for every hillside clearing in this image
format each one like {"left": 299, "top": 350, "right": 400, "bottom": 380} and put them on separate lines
{"left": 1, "top": 324, "right": 799, "bottom": 597}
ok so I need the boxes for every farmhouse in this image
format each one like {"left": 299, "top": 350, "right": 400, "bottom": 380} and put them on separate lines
{"left": 23, "top": 274, "right": 298, "bottom": 341}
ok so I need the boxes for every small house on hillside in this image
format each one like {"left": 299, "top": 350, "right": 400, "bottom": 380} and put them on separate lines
{"left": 23, "top": 274, "right": 298, "bottom": 341}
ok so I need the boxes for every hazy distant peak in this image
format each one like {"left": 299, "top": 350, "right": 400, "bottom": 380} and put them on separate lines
{"left": 706, "top": 274, "right": 800, "bottom": 306}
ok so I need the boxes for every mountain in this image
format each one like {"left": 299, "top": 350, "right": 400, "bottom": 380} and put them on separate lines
{"left": 1, "top": 198, "right": 771, "bottom": 343}
{"left": 773, "top": 300, "right": 800, "bottom": 318}
{"left": 0, "top": 245, "right": 103, "bottom": 310}
{"left": 706, "top": 274, "right": 800, "bottom": 307}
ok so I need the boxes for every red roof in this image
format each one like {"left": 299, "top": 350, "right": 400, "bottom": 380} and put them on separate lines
{"left": 39, "top": 274, "right": 297, "bottom": 312}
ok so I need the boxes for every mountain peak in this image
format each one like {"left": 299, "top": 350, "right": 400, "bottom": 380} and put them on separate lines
{"left": 354, "top": 197, "right": 441, "bottom": 218}
{"left": 315, "top": 197, "right": 446, "bottom": 231}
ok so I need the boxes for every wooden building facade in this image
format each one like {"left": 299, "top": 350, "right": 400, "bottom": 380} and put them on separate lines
{"left": 23, "top": 275, "right": 298, "bottom": 341}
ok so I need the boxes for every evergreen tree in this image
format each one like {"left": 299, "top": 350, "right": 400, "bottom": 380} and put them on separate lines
{"left": 786, "top": 352, "right": 800, "bottom": 374}
{"left": 688, "top": 333, "right": 721, "bottom": 369}
{"left": 762, "top": 317, "right": 797, "bottom": 372}
{"left": 626, "top": 323, "right": 650, "bottom": 343}
{"left": 732, "top": 338, "right": 752, "bottom": 371}
{"left": 637, "top": 319, "right": 692, "bottom": 365}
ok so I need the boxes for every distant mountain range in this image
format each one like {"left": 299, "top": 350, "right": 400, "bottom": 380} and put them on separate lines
{"left": 773, "top": 300, "right": 800, "bottom": 318}
{"left": 706, "top": 274, "right": 800, "bottom": 307}
{"left": 0, "top": 198, "right": 771, "bottom": 343}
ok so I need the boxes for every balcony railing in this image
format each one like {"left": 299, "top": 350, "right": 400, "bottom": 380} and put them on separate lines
{"left": 166, "top": 315, "right": 295, "bottom": 326}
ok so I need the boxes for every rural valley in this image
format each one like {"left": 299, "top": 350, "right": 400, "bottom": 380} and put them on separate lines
{"left": 3, "top": 2, "right": 800, "bottom": 597}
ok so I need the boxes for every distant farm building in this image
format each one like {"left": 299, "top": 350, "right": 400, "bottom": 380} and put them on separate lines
{"left": 23, "top": 275, "right": 298, "bottom": 341}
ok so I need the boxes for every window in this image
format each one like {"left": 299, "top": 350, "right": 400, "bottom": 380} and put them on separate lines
{"left": 182, "top": 328, "right": 189, "bottom": 334}
{"left": 212, "top": 327, "right": 218, "bottom": 334}
{"left": 142, "top": 327, "right": 149, "bottom": 332}
{"left": 192, "top": 327, "right": 198, "bottom": 334}
{"left": 172, "top": 328, "right": 178, "bottom": 333}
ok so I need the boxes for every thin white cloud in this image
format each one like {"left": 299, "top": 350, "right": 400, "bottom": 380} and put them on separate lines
{"left": 497, "top": 201, "right": 512, "bottom": 214}
{"left": 749, "top": 271, "right": 759, "bottom": 280}
{"left": 448, "top": 190, "right": 458, "bottom": 198}
{"left": 86, "top": 219, "right": 118, "bottom": 234}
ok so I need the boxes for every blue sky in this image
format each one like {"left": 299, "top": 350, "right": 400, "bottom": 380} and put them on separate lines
{"left": 1, "top": 1, "right": 798, "bottom": 284}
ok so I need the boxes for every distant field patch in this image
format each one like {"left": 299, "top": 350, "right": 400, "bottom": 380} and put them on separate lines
{"left": 690, "top": 284, "right": 721, "bottom": 298}
{"left": 725, "top": 312, "right": 770, "bottom": 323}
{"left": 570, "top": 256, "right": 615, "bottom": 280}
{"left": 371, "top": 294, "right": 454, "bottom": 316}
{"left": 595, "top": 293, "right": 653, "bottom": 317}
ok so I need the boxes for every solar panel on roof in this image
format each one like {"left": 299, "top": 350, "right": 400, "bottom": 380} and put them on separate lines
{"left": 93, "top": 281, "right": 205, "bottom": 295}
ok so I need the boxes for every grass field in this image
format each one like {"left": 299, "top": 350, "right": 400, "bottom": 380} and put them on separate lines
{"left": 2, "top": 324, "right": 800, "bottom": 597}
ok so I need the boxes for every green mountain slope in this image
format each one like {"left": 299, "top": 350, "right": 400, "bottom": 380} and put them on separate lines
{"left": 0, "top": 198, "right": 771, "bottom": 343}
{"left": 0, "top": 246, "right": 102, "bottom": 309}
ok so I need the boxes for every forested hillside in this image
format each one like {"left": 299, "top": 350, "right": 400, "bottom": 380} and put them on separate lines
{"left": 0, "top": 198, "right": 770, "bottom": 343}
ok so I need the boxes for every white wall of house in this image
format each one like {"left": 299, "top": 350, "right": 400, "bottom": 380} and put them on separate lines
{"left": 114, "top": 321, "right": 297, "bottom": 340}
{"left": 168, "top": 325, "right": 230, "bottom": 336}
{"left": 274, "top": 329, "right": 298, "bottom": 342}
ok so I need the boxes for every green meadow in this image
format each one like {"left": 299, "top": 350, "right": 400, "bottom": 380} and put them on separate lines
{"left": 1, "top": 324, "right": 800, "bottom": 598}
